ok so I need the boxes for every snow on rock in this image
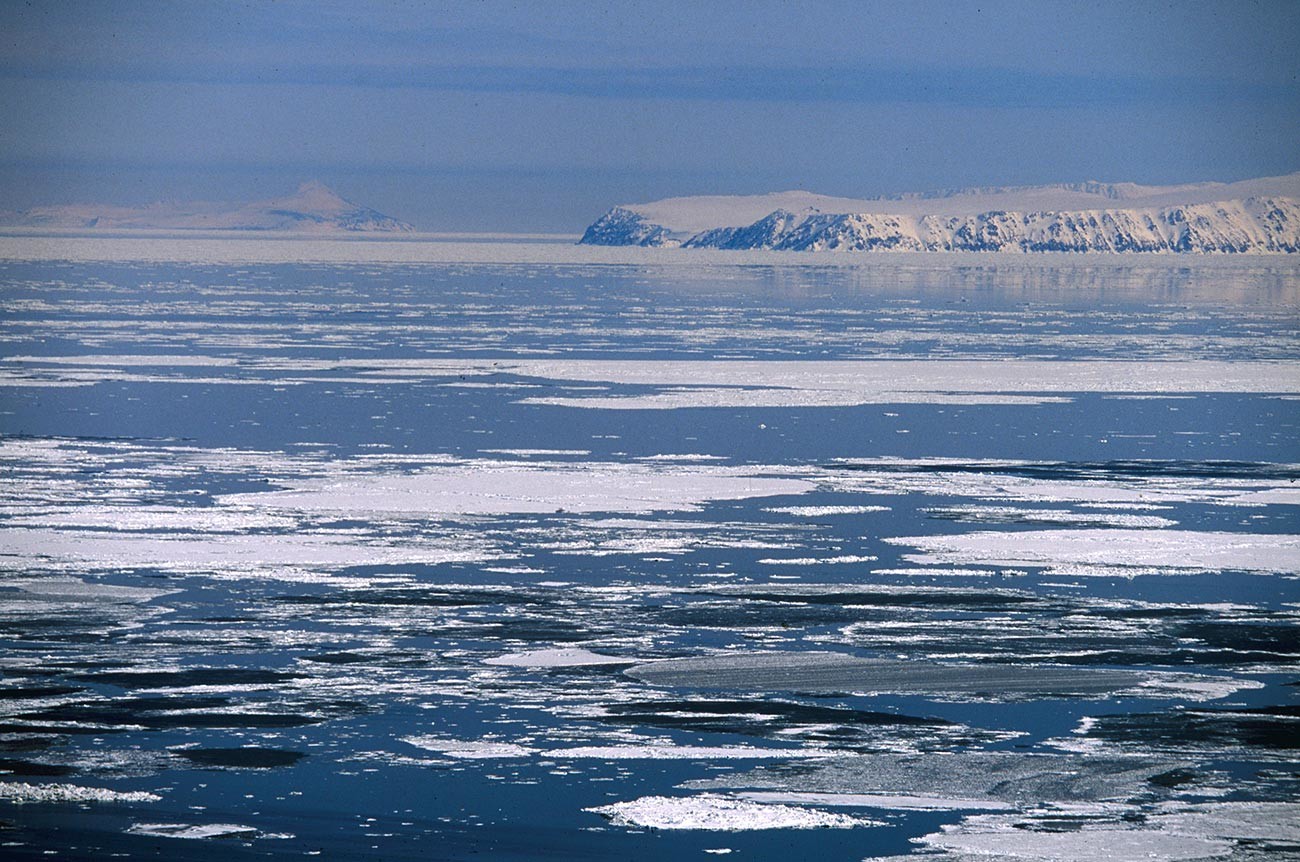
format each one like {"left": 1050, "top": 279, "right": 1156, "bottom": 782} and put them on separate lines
{"left": 581, "top": 173, "right": 1300, "bottom": 252}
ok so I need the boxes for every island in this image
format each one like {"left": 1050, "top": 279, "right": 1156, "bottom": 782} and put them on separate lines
{"left": 581, "top": 173, "right": 1300, "bottom": 252}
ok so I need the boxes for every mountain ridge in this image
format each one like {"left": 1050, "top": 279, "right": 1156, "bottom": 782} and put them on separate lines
{"left": 0, "top": 182, "right": 414, "bottom": 233}
{"left": 580, "top": 173, "right": 1300, "bottom": 253}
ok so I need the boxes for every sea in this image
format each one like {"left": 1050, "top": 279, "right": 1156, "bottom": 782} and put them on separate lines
{"left": 0, "top": 236, "right": 1297, "bottom": 860}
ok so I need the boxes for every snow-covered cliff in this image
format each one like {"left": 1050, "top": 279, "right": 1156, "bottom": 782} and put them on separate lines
{"left": 580, "top": 174, "right": 1300, "bottom": 253}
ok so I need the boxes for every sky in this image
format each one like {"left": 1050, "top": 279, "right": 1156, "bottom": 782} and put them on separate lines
{"left": 1, "top": 0, "right": 1298, "bottom": 231}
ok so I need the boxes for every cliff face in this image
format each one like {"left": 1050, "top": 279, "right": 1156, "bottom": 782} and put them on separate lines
{"left": 580, "top": 175, "right": 1300, "bottom": 253}
{"left": 579, "top": 207, "right": 675, "bottom": 246}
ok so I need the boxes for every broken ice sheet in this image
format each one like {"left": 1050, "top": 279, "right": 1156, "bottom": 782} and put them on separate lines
{"left": 806, "top": 590, "right": 1300, "bottom": 670}
{"left": 915, "top": 827, "right": 1232, "bottom": 862}
{"left": 216, "top": 461, "right": 813, "bottom": 516}
{"left": 483, "top": 648, "right": 636, "bottom": 668}
{"left": 0, "top": 527, "right": 501, "bottom": 576}
{"left": 921, "top": 504, "right": 1177, "bottom": 528}
{"left": 685, "top": 752, "right": 1200, "bottom": 806}
{"left": 586, "top": 697, "right": 1020, "bottom": 751}
{"left": 866, "top": 800, "right": 1300, "bottom": 862}
{"left": 1054, "top": 705, "right": 1300, "bottom": 759}
{"left": 822, "top": 457, "right": 1300, "bottom": 509}
{"left": 496, "top": 358, "right": 1300, "bottom": 409}
{"left": 886, "top": 529, "right": 1300, "bottom": 576}
{"left": 624, "top": 651, "right": 1250, "bottom": 701}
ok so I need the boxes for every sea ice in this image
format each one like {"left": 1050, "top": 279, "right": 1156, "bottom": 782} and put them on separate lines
{"left": 483, "top": 648, "right": 635, "bottom": 668}
{"left": 888, "top": 529, "right": 1300, "bottom": 575}
{"left": 585, "top": 793, "right": 874, "bottom": 831}
{"left": 919, "top": 827, "right": 1232, "bottom": 861}
{"left": 0, "top": 782, "right": 161, "bottom": 804}
{"left": 218, "top": 463, "right": 813, "bottom": 516}
{"left": 127, "top": 822, "right": 261, "bottom": 840}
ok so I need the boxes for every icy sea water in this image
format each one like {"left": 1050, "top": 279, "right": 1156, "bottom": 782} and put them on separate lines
{"left": 0, "top": 243, "right": 1298, "bottom": 861}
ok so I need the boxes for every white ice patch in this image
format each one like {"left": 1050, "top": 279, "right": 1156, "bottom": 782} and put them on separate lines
{"left": 2, "top": 576, "right": 177, "bottom": 603}
{"left": 218, "top": 463, "right": 813, "bottom": 516}
{"left": 547, "top": 745, "right": 829, "bottom": 761}
{"left": 401, "top": 737, "right": 537, "bottom": 759}
{"left": 898, "top": 800, "right": 1300, "bottom": 862}
{"left": 480, "top": 449, "right": 592, "bottom": 457}
{"left": 402, "top": 735, "right": 825, "bottom": 762}
{"left": 127, "top": 823, "right": 261, "bottom": 840}
{"left": 763, "top": 505, "right": 891, "bottom": 516}
{"left": 586, "top": 793, "right": 874, "bottom": 831}
{"left": 919, "top": 827, "right": 1232, "bottom": 861}
{"left": 1151, "top": 801, "right": 1300, "bottom": 842}
{"left": 822, "top": 457, "right": 1300, "bottom": 509}
{"left": 757, "top": 555, "right": 878, "bottom": 566}
{"left": 483, "top": 648, "right": 635, "bottom": 668}
{"left": 887, "top": 529, "right": 1300, "bottom": 575}
{"left": 0, "top": 528, "right": 497, "bottom": 575}
{"left": 0, "top": 782, "right": 161, "bottom": 804}
{"left": 495, "top": 359, "right": 1300, "bottom": 410}
{"left": 7, "top": 505, "right": 299, "bottom": 532}
{"left": 737, "top": 791, "right": 1014, "bottom": 811}
{"left": 923, "top": 505, "right": 1177, "bottom": 528}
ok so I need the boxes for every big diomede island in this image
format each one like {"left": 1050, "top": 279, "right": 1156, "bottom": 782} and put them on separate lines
{"left": 580, "top": 172, "right": 1300, "bottom": 253}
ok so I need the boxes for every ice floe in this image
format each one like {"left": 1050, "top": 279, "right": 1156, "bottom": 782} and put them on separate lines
{"left": 822, "top": 457, "right": 1300, "bottom": 509}
{"left": 686, "top": 752, "right": 1199, "bottom": 806}
{"left": 2, "top": 576, "right": 177, "bottom": 603}
{"left": 762, "top": 505, "right": 891, "bottom": 516}
{"left": 218, "top": 463, "right": 812, "bottom": 516}
{"left": 918, "top": 826, "right": 1232, "bottom": 861}
{"left": 585, "top": 793, "right": 875, "bottom": 830}
{"left": 626, "top": 651, "right": 1248, "bottom": 701}
{"left": 126, "top": 822, "right": 262, "bottom": 840}
{"left": 547, "top": 745, "right": 830, "bottom": 761}
{"left": 737, "top": 791, "right": 1014, "bottom": 811}
{"left": 0, "top": 527, "right": 499, "bottom": 575}
{"left": 483, "top": 648, "right": 636, "bottom": 668}
{"left": 493, "top": 358, "right": 1300, "bottom": 409}
{"left": 888, "top": 529, "right": 1300, "bottom": 576}
{"left": 401, "top": 735, "right": 827, "bottom": 762}
{"left": 0, "top": 782, "right": 161, "bottom": 804}
{"left": 922, "top": 505, "right": 1176, "bottom": 528}
{"left": 756, "top": 555, "right": 877, "bottom": 566}
{"left": 882, "top": 800, "right": 1300, "bottom": 861}
{"left": 401, "top": 737, "right": 536, "bottom": 759}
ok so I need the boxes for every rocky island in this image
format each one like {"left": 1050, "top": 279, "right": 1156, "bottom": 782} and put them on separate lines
{"left": 581, "top": 173, "right": 1300, "bottom": 252}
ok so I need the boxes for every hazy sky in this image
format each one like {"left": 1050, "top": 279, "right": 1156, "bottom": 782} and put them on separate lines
{"left": 1, "top": 0, "right": 1297, "bottom": 230}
